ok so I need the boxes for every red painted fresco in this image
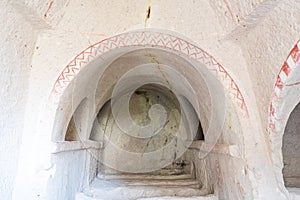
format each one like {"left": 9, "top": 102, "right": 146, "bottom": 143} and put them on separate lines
{"left": 269, "top": 39, "right": 300, "bottom": 133}
{"left": 50, "top": 30, "right": 249, "bottom": 118}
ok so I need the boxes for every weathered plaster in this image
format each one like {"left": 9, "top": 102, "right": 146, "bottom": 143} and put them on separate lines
{"left": 0, "top": 0, "right": 299, "bottom": 199}
{"left": 0, "top": 1, "right": 37, "bottom": 199}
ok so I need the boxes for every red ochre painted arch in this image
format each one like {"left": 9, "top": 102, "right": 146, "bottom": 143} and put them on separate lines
{"left": 50, "top": 30, "right": 249, "bottom": 118}
{"left": 269, "top": 39, "right": 300, "bottom": 133}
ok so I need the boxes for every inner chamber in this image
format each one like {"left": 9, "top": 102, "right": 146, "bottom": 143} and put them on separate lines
{"left": 87, "top": 80, "right": 213, "bottom": 198}
{"left": 90, "top": 83, "right": 205, "bottom": 176}
{"left": 85, "top": 48, "right": 215, "bottom": 198}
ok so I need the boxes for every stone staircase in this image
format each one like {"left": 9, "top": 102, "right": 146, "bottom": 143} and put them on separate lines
{"left": 76, "top": 173, "right": 216, "bottom": 200}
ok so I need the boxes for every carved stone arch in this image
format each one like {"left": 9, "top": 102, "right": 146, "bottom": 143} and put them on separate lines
{"left": 50, "top": 29, "right": 249, "bottom": 121}
{"left": 47, "top": 29, "right": 252, "bottom": 199}
{"left": 269, "top": 39, "right": 300, "bottom": 197}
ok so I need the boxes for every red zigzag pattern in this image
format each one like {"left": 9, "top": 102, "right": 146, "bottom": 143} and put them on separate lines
{"left": 50, "top": 31, "right": 249, "bottom": 117}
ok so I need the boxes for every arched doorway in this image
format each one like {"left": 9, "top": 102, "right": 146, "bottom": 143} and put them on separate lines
{"left": 48, "top": 29, "right": 251, "bottom": 200}
{"left": 269, "top": 39, "right": 300, "bottom": 198}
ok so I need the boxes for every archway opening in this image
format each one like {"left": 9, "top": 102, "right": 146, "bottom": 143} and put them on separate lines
{"left": 88, "top": 81, "right": 211, "bottom": 198}
{"left": 49, "top": 30, "right": 248, "bottom": 200}
{"left": 282, "top": 102, "right": 300, "bottom": 188}
{"left": 82, "top": 45, "right": 219, "bottom": 199}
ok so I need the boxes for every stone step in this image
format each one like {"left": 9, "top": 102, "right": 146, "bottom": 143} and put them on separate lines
{"left": 97, "top": 173, "right": 192, "bottom": 181}
{"left": 93, "top": 178, "right": 200, "bottom": 188}
{"left": 76, "top": 185, "right": 211, "bottom": 200}
{"left": 137, "top": 195, "right": 218, "bottom": 200}
{"left": 119, "top": 179, "right": 200, "bottom": 188}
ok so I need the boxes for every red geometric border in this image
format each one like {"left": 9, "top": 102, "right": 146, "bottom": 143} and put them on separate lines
{"left": 269, "top": 39, "right": 300, "bottom": 133}
{"left": 50, "top": 30, "right": 249, "bottom": 117}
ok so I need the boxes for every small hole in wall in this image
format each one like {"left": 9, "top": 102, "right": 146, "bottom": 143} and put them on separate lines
{"left": 194, "top": 121, "right": 205, "bottom": 141}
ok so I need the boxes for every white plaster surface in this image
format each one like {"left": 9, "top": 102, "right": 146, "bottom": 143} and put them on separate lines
{"left": 0, "top": 0, "right": 299, "bottom": 200}
{"left": 0, "top": 1, "right": 37, "bottom": 199}
{"left": 241, "top": 0, "right": 300, "bottom": 135}
{"left": 288, "top": 187, "right": 300, "bottom": 200}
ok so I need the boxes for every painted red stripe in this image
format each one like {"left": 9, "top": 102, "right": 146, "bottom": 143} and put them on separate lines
{"left": 286, "top": 81, "right": 300, "bottom": 87}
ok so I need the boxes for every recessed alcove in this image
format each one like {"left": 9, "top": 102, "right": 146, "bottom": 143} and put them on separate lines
{"left": 87, "top": 82, "right": 213, "bottom": 199}
{"left": 65, "top": 116, "right": 80, "bottom": 141}
{"left": 282, "top": 102, "right": 300, "bottom": 188}
{"left": 48, "top": 31, "right": 249, "bottom": 200}
{"left": 90, "top": 83, "right": 206, "bottom": 176}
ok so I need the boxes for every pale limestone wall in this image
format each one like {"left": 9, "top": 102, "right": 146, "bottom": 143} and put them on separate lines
{"left": 240, "top": 0, "right": 300, "bottom": 135}
{"left": 0, "top": 1, "right": 37, "bottom": 199}
{"left": 0, "top": 0, "right": 299, "bottom": 200}
{"left": 238, "top": 1, "right": 300, "bottom": 196}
